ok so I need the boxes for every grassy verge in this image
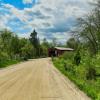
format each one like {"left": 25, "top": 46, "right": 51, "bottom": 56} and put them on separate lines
{"left": 52, "top": 57, "right": 100, "bottom": 100}
{"left": 0, "top": 60, "right": 20, "bottom": 68}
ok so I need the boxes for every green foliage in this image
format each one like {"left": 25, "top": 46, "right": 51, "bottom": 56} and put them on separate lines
{"left": 0, "top": 29, "right": 34, "bottom": 67}
{"left": 0, "top": 52, "right": 9, "bottom": 61}
{"left": 0, "top": 29, "right": 51, "bottom": 68}
{"left": 0, "top": 60, "right": 20, "bottom": 68}
{"left": 29, "top": 30, "right": 40, "bottom": 57}
{"left": 10, "top": 35, "right": 20, "bottom": 55}
{"left": 96, "top": 93, "right": 100, "bottom": 100}
{"left": 66, "top": 38, "right": 79, "bottom": 50}
{"left": 53, "top": 50, "right": 100, "bottom": 100}
{"left": 21, "top": 42, "right": 34, "bottom": 60}
{"left": 73, "top": 0, "right": 100, "bottom": 55}
{"left": 60, "top": 52, "right": 74, "bottom": 60}
{"left": 29, "top": 30, "right": 39, "bottom": 48}
{"left": 40, "top": 38, "right": 50, "bottom": 57}
{"left": 11, "top": 0, "right": 98, "bottom": 99}
{"left": 86, "top": 67, "right": 96, "bottom": 80}
{"left": 74, "top": 51, "right": 81, "bottom": 66}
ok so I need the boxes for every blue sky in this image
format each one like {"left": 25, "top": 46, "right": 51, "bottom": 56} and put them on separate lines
{"left": 1, "top": 0, "right": 36, "bottom": 9}
{"left": 0, "top": 0, "right": 93, "bottom": 43}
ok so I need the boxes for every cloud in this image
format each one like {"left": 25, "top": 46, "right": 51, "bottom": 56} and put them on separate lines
{"left": 0, "top": 7, "right": 12, "bottom": 30}
{"left": 2, "top": 4, "right": 30, "bottom": 23}
{"left": 23, "top": 0, "right": 33, "bottom": 4}
{"left": 0, "top": 0, "right": 94, "bottom": 43}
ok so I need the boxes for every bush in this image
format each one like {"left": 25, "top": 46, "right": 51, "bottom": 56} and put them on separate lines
{"left": 60, "top": 52, "right": 74, "bottom": 60}
{"left": 74, "top": 51, "right": 81, "bottom": 66}
{"left": 96, "top": 93, "right": 100, "bottom": 100}
{"left": 86, "top": 67, "right": 96, "bottom": 80}
{"left": 0, "top": 52, "right": 9, "bottom": 61}
{"left": 64, "top": 62, "right": 75, "bottom": 74}
{"left": 0, "top": 60, "right": 19, "bottom": 68}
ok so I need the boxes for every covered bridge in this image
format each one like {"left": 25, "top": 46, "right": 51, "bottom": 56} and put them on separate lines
{"left": 48, "top": 47, "right": 74, "bottom": 57}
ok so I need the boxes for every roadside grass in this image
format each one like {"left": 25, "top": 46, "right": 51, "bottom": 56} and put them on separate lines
{"left": 0, "top": 60, "right": 20, "bottom": 68}
{"left": 52, "top": 56, "right": 100, "bottom": 100}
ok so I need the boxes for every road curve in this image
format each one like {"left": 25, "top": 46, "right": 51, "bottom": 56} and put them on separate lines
{"left": 0, "top": 58, "right": 91, "bottom": 100}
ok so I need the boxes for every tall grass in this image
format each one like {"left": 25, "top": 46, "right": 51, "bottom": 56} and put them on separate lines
{"left": 0, "top": 60, "right": 20, "bottom": 68}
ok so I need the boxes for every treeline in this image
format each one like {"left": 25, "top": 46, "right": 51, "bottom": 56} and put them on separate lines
{"left": 0, "top": 29, "right": 50, "bottom": 68}
{"left": 53, "top": 0, "right": 100, "bottom": 100}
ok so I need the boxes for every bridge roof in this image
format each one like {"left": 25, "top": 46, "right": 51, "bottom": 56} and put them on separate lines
{"left": 55, "top": 47, "right": 74, "bottom": 51}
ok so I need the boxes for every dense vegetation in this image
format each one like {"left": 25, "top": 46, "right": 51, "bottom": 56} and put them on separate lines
{"left": 53, "top": 1, "right": 100, "bottom": 100}
{"left": 0, "top": 29, "right": 49, "bottom": 68}
{"left": 53, "top": 51, "right": 100, "bottom": 100}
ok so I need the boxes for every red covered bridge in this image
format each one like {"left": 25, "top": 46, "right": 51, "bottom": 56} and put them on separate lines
{"left": 48, "top": 47, "right": 74, "bottom": 57}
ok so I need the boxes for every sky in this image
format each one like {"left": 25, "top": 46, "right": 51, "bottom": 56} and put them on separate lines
{"left": 0, "top": 0, "right": 94, "bottom": 43}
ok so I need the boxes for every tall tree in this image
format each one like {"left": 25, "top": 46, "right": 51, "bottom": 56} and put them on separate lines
{"left": 73, "top": 0, "right": 100, "bottom": 54}
{"left": 29, "top": 30, "right": 40, "bottom": 57}
{"left": 10, "top": 36, "right": 20, "bottom": 56}
{"left": 0, "top": 29, "right": 13, "bottom": 56}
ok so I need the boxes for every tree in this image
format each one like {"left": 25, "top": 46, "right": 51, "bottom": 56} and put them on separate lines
{"left": 21, "top": 41, "right": 34, "bottom": 60}
{"left": 29, "top": 30, "right": 40, "bottom": 57}
{"left": 73, "top": 0, "right": 100, "bottom": 55}
{"left": 42, "top": 38, "right": 49, "bottom": 47}
{"left": 0, "top": 29, "right": 14, "bottom": 57}
{"left": 66, "top": 38, "right": 78, "bottom": 50}
{"left": 10, "top": 35, "right": 20, "bottom": 58}
{"left": 52, "top": 38, "right": 57, "bottom": 47}
{"left": 41, "top": 38, "right": 49, "bottom": 57}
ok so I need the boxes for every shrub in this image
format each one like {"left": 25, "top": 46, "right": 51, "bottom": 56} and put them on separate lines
{"left": 64, "top": 62, "right": 73, "bottom": 71}
{"left": 96, "top": 93, "right": 100, "bottom": 100}
{"left": 0, "top": 52, "right": 9, "bottom": 61}
{"left": 60, "top": 52, "right": 74, "bottom": 60}
{"left": 74, "top": 51, "right": 81, "bottom": 66}
{"left": 86, "top": 67, "right": 96, "bottom": 80}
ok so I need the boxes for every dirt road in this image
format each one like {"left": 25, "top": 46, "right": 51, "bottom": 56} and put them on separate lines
{"left": 0, "top": 58, "right": 90, "bottom": 100}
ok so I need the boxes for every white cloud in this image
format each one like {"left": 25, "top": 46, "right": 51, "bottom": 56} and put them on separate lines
{"left": 2, "top": 4, "right": 31, "bottom": 23}
{"left": 0, "top": 0, "right": 94, "bottom": 42}
{"left": 23, "top": 0, "right": 33, "bottom": 4}
{"left": 0, "top": 11, "right": 12, "bottom": 30}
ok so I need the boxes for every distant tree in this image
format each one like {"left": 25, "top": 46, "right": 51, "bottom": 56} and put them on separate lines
{"left": 29, "top": 30, "right": 40, "bottom": 57}
{"left": 10, "top": 35, "right": 20, "bottom": 57}
{"left": 0, "top": 28, "right": 38, "bottom": 65}
{"left": 41, "top": 38, "right": 49, "bottom": 57}
{"left": 66, "top": 38, "right": 78, "bottom": 50}
{"left": 42, "top": 38, "right": 50, "bottom": 47}
{"left": 21, "top": 41, "right": 34, "bottom": 60}
{"left": 76, "top": 17, "right": 98, "bottom": 54}
{"left": 52, "top": 38, "right": 57, "bottom": 47}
